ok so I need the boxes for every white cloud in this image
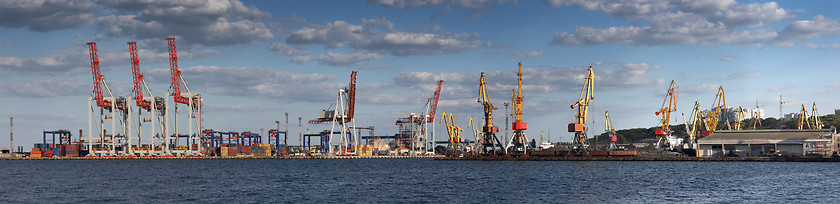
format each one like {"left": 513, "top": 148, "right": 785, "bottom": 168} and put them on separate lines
{"left": 804, "top": 43, "right": 840, "bottom": 50}
{"left": 313, "top": 52, "right": 383, "bottom": 67}
{"left": 94, "top": 0, "right": 273, "bottom": 46}
{"left": 205, "top": 104, "right": 273, "bottom": 112}
{"left": 268, "top": 42, "right": 310, "bottom": 56}
{"left": 145, "top": 65, "right": 340, "bottom": 103}
{"left": 485, "top": 51, "right": 545, "bottom": 59}
{"left": 0, "top": 46, "right": 222, "bottom": 76}
{"left": 0, "top": 0, "right": 97, "bottom": 32}
{"left": 0, "top": 78, "right": 88, "bottom": 97}
{"left": 366, "top": 0, "right": 516, "bottom": 18}
{"left": 286, "top": 18, "right": 482, "bottom": 56}
{"left": 726, "top": 69, "right": 760, "bottom": 80}
{"left": 546, "top": 0, "right": 840, "bottom": 47}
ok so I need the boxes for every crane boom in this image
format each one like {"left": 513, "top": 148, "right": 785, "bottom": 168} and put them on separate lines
{"left": 654, "top": 80, "right": 678, "bottom": 147}
{"left": 568, "top": 66, "right": 594, "bottom": 148}
{"left": 87, "top": 42, "right": 110, "bottom": 108}
{"left": 167, "top": 37, "right": 190, "bottom": 105}
{"left": 702, "top": 86, "right": 725, "bottom": 136}
{"left": 347, "top": 71, "right": 357, "bottom": 122}
{"left": 428, "top": 80, "right": 443, "bottom": 123}
{"left": 128, "top": 41, "right": 150, "bottom": 108}
{"left": 477, "top": 72, "right": 502, "bottom": 155}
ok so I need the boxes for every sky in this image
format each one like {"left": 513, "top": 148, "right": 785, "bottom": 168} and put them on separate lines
{"left": 1, "top": 0, "right": 838, "bottom": 149}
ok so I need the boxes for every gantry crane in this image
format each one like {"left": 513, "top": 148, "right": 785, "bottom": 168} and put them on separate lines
{"left": 128, "top": 41, "right": 166, "bottom": 156}
{"left": 701, "top": 86, "right": 725, "bottom": 137}
{"left": 797, "top": 104, "right": 810, "bottom": 129}
{"left": 654, "top": 80, "right": 680, "bottom": 150}
{"left": 392, "top": 79, "right": 442, "bottom": 154}
{"left": 440, "top": 111, "right": 464, "bottom": 155}
{"left": 310, "top": 71, "right": 358, "bottom": 155}
{"left": 604, "top": 111, "right": 617, "bottom": 150}
{"left": 166, "top": 37, "right": 203, "bottom": 156}
{"left": 506, "top": 62, "right": 529, "bottom": 155}
{"left": 568, "top": 66, "right": 594, "bottom": 150}
{"left": 811, "top": 102, "right": 824, "bottom": 129}
{"left": 477, "top": 72, "right": 504, "bottom": 155}
{"left": 86, "top": 42, "right": 129, "bottom": 156}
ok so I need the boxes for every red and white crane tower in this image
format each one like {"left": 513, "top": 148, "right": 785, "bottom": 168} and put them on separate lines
{"left": 87, "top": 42, "right": 129, "bottom": 156}
{"left": 310, "top": 71, "right": 358, "bottom": 155}
{"left": 127, "top": 41, "right": 167, "bottom": 156}
{"left": 394, "top": 79, "right": 442, "bottom": 155}
{"left": 165, "top": 37, "right": 203, "bottom": 156}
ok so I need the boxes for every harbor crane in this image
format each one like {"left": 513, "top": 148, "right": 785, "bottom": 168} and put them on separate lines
{"left": 701, "top": 86, "right": 725, "bottom": 137}
{"left": 797, "top": 104, "right": 810, "bottom": 129}
{"left": 506, "top": 62, "right": 529, "bottom": 156}
{"left": 682, "top": 101, "right": 702, "bottom": 153}
{"left": 393, "top": 79, "right": 442, "bottom": 155}
{"left": 440, "top": 111, "right": 464, "bottom": 155}
{"left": 568, "top": 66, "right": 594, "bottom": 150}
{"left": 87, "top": 42, "right": 129, "bottom": 156}
{"left": 654, "top": 80, "right": 680, "bottom": 150}
{"left": 310, "top": 71, "right": 357, "bottom": 155}
{"left": 731, "top": 107, "right": 745, "bottom": 130}
{"left": 128, "top": 41, "right": 166, "bottom": 156}
{"left": 477, "top": 72, "right": 504, "bottom": 155}
{"left": 604, "top": 111, "right": 617, "bottom": 150}
{"left": 751, "top": 100, "right": 765, "bottom": 130}
{"left": 467, "top": 116, "right": 481, "bottom": 153}
{"left": 811, "top": 102, "right": 824, "bottom": 129}
{"left": 166, "top": 37, "right": 203, "bottom": 156}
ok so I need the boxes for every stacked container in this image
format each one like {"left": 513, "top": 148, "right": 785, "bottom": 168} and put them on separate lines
{"left": 31, "top": 148, "right": 42, "bottom": 158}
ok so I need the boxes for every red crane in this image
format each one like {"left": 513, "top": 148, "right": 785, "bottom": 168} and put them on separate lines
{"left": 346, "top": 71, "right": 356, "bottom": 123}
{"left": 167, "top": 37, "right": 190, "bottom": 105}
{"left": 428, "top": 80, "right": 443, "bottom": 123}
{"left": 87, "top": 42, "right": 110, "bottom": 108}
{"left": 128, "top": 41, "right": 151, "bottom": 108}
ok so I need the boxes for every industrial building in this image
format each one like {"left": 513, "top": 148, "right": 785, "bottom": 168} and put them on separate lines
{"left": 697, "top": 129, "right": 837, "bottom": 157}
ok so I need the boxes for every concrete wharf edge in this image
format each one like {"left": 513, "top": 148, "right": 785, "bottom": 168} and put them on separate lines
{"left": 0, "top": 155, "right": 441, "bottom": 160}
{"left": 435, "top": 156, "right": 840, "bottom": 162}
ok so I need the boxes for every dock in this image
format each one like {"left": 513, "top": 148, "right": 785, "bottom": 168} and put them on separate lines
{"left": 0, "top": 155, "right": 442, "bottom": 160}
{"left": 435, "top": 156, "right": 840, "bottom": 162}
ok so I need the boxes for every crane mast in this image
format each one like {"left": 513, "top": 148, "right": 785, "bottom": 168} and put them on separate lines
{"left": 477, "top": 72, "right": 502, "bottom": 155}
{"left": 654, "top": 80, "right": 679, "bottom": 149}
{"left": 87, "top": 42, "right": 111, "bottom": 108}
{"left": 568, "top": 66, "right": 594, "bottom": 150}
{"left": 428, "top": 80, "right": 443, "bottom": 123}
{"left": 811, "top": 102, "right": 823, "bottom": 129}
{"left": 701, "top": 86, "right": 725, "bottom": 137}
{"left": 605, "top": 111, "right": 617, "bottom": 150}
{"left": 797, "top": 104, "right": 810, "bottom": 129}
{"left": 507, "top": 62, "right": 529, "bottom": 155}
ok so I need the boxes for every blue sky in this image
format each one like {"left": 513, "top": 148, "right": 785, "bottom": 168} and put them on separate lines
{"left": 1, "top": 0, "right": 838, "bottom": 148}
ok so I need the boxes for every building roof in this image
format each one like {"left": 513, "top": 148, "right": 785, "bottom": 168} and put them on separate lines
{"left": 698, "top": 129, "right": 835, "bottom": 145}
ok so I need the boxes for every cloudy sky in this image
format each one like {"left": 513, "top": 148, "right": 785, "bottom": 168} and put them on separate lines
{"left": 1, "top": 0, "right": 838, "bottom": 148}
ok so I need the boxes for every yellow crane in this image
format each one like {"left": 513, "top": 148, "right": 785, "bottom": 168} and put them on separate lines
{"left": 654, "top": 80, "right": 679, "bottom": 148}
{"left": 682, "top": 101, "right": 702, "bottom": 151}
{"left": 701, "top": 86, "right": 725, "bottom": 137}
{"left": 568, "top": 66, "right": 594, "bottom": 149}
{"left": 439, "top": 111, "right": 463, "bottom": 154}
{"left": 811, "top": 102, "right": 824, "bottom": 129}
{"left": 477, "top": 72, "right": 502, "bottom": 155}
{"left": 731, "top": 107, "right": 745, "bottom": 130}
{"left": 468, "top": 116, "right": 481, "bottom": 150}
{"left": 507, "top": 62, "right": 529, "bottom": 155}
{"left": 797, "top": 104, "right": 810, "bottom": 129}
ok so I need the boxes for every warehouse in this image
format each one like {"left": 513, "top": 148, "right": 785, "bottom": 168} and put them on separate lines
{"left": 697, "top": 129, "right": 837, "bottom": 157}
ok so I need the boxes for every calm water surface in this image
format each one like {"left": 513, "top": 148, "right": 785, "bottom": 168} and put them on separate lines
{"left": 1, "top": 159, "right": 838, "bottom": 203}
